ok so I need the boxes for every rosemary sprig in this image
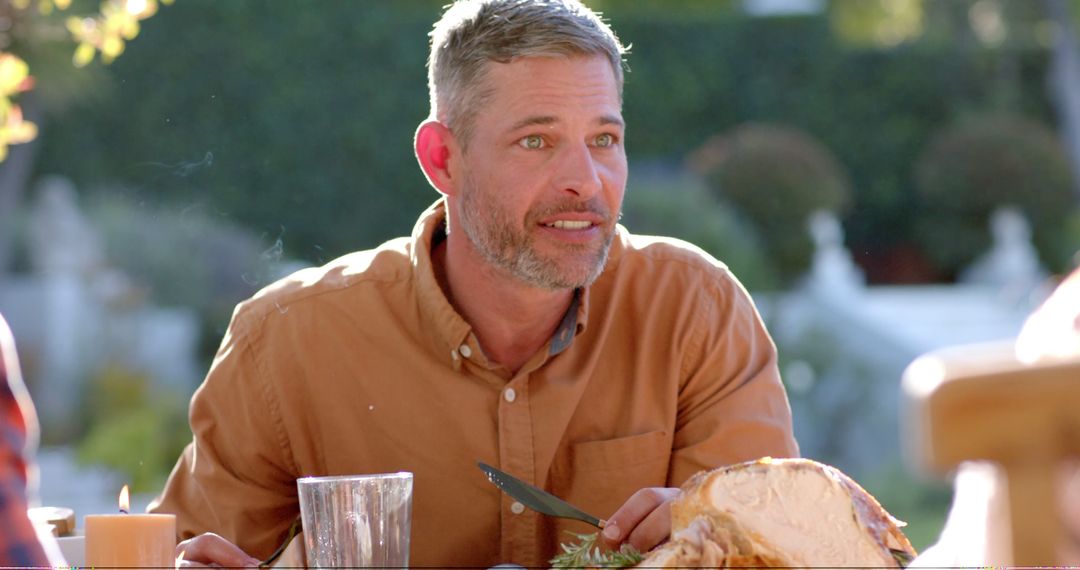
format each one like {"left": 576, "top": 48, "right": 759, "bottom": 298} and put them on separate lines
{"left": 550, "top": 531, "right": 644, "bottom": 569}
{"left": 890, "top": 548, "right": 914, "bottom": 568}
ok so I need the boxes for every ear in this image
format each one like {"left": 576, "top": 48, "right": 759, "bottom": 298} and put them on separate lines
{"left": 414, "top": 119, "right": 458, "bottom": 197}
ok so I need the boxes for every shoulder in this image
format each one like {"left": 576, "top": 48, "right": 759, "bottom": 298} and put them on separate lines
{"left": 622, "top": 232, "right": 725, "bottom": 268}
{"left": 231, "top": 237, "right": 413, "bottom": 331}
{"left": 601, "top": 228, "right": 761, "bottom": 322}
{"left": 609, "top": 228, "right": 742, "bottom": 291}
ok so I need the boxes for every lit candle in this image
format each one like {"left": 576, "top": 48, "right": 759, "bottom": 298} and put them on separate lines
{"left": 86, "top": 485, "right": 177, "bottom": 568}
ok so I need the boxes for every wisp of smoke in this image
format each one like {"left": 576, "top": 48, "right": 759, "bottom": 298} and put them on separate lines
{"left": 141, "top": 151, "right": 214, "bottom": 177}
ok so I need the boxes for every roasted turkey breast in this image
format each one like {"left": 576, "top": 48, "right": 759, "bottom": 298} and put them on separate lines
{"left": 637, "top": 457, "right": 917, "bottom": 568}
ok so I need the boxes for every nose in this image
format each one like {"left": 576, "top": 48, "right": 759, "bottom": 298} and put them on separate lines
{"left": 552, "top": 142, "right": 603, "bottom": 199}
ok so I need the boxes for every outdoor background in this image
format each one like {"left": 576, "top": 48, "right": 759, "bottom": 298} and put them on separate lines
{"left": 3, "top": 0, "right": 1080, "bottom": 552}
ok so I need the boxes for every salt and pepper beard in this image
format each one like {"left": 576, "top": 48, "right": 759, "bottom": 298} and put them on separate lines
{"left": 456, "top": 174, "right": 617, "bottom": 290}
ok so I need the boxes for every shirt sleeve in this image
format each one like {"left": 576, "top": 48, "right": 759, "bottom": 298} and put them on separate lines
{"left": 0, "top": 315, "right": 51, "bottom": 568}
{"left": 149, "top": 306, "right": 300, "bottom": 560}
{"left": 668, "top": 269, "right": 799, "bottom": 486}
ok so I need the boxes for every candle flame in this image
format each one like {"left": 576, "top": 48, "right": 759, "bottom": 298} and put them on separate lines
{"left": 175, "top": 551, "right": 186, "bottom": 569}
{"left": 118, "top": 485, "right": 131, "bottom": 513}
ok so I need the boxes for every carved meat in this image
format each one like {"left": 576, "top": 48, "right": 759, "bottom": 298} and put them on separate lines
{"left": 638, "top": 458, "right": 917, "bottom": 568}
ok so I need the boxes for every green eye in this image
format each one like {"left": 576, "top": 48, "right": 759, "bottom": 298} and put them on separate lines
{"left": 520, "top": 135, "right": 545, "bottom": 149}
{"left": 595, "top": 133, "right": 614, "bottom": 147}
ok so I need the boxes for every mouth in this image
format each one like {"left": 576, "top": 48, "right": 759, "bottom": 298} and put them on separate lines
{"left": 542, "top": 220, "right": 595, "bottom": 230}
{"left": 535, "top": 216, "right": 606, "bottom": 246}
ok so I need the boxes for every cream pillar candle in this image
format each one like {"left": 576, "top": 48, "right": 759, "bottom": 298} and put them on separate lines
{"left": 85, "top": 486, "right": 177, "bottom": 568}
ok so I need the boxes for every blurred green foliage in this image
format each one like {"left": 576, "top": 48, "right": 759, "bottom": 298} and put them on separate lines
{"left": 1066, "top": 210, "right": 1080, "bottom": 267}
{"left": 621, "top": 170, "right": 779, "bottom": 290}
{"left": 28, "top": 0, "right": 1074, "bottom": 281}
{"left": 77, "top": 364, "right": 190, "bottom": 492}
{"left": 829, "top": 0, "right": 924, "bottom": 47}
{"left": 36, "top": 1, "right": 442, "bottom": 264}
{"left": 860, "top": 466, "right": 952, "bottom": 552}
{"left": 605, "top": 5, "right": 1071, "bottom": 280}
{"left": 695, "top": 123, "right": 852, "bottom": 284}
{"left": 914, "top": 113, "right": 1076, "bottom": 277}
{"left": 0, "top": 0, "right": 173, "bottom": 159}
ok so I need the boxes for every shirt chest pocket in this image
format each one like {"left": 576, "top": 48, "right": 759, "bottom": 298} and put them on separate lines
{"left": 554, "top": 429, "right": 672, "bottom": 519}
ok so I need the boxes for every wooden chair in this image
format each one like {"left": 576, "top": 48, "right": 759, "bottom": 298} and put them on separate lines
{"left": 903, "top": 340, "right": 1080, "bottom": 566}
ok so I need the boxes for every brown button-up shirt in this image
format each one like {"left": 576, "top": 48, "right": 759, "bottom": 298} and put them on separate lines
{"left": 150, "top": 200, "right": 798, "bottom": 568}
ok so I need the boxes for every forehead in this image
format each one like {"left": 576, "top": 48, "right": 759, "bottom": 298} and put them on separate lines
{"left": 474, "top": 55, "right": 622, "bottom": 129}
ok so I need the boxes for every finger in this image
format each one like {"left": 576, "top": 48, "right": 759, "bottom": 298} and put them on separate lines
{"left": 176, "top": 532, "right": 261, "bottom": 568}
{"left": 600, "top": 487, "right": 679, "bottom": 548}
{"left": 625, "top": 499, "right": 672, "bottom": 553}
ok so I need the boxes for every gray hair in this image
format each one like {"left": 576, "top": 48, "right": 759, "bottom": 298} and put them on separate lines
{"left": 427, "top": 0, "right": 628, "bottom": 147}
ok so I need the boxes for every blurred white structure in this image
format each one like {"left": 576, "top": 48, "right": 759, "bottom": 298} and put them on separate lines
{"left": 806, "top": 209, "right": 865, "bottom": 300}
{"left": 769, "top": 208, "right": 1049, "bottom": 478}
{"left": 0, "top": 176, "right": 200, "bottom": 440}
{"left": 961, "top": 207, "right": 1047, "bottom": 295}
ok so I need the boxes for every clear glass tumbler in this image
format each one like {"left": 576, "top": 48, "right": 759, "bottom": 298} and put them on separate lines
{"left": 297, "top": 472, "right": 413, "bottom": 568}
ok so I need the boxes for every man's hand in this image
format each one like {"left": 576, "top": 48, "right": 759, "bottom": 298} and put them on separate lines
{"left": 176, "top": 532, "right": 262, "bottom": 568}
{"left": 599, "top": 487, "right": 680, "bottom": 553}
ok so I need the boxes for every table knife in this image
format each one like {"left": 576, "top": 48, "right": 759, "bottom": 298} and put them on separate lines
{"left": 477, "top": 461, "right": 605, "bottom": 528}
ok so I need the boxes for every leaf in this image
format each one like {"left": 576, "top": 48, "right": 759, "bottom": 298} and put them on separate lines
{"left": 0, "top": 104, "right": 38, "bottom": 147}
{"left": 55, "top": 0, "right": 73, "bottom": 9}
{"left": 0, "top": 54, "right": 30, "bottom": 97}
{"left": 129, "top": 0, "right": 159, "bottom": 19}
{"left": 102, "top": 36, "right": 125, "bottom": 61}
{"left": 890, "top": 548, "right": 914, "bottom": 568}
{"left": 66, "top": 16, "right": 87, "bottom": 38}
{"left": 73, "top": 43, "right": 96, "bottom": 67}
{"left": 6, "top": 118, "right": 39, "bottom": 144}
{"left": 120, "top": 18, "right": 140, "bottom": 40}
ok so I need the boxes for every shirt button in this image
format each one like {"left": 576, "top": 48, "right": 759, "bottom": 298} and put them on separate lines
{"left": 459, "top": 344, "right": 472, "bottom": 358}
{"left": 510, "top": 501, "right": 525, "bottom": 515}
{"left": 504, "top": 388, "right": 516, "bottom": 403}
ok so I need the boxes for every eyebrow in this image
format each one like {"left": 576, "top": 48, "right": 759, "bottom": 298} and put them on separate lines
{"left": 599, "top": 114, "right": 625, "bottom": 129}
{"left": 508, "top": 114, "right": 625, "bottom": 132}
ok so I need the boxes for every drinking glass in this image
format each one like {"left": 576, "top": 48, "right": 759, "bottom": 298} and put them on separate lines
{"left": 297, "top": 472, "right": 413, "bottom": 568}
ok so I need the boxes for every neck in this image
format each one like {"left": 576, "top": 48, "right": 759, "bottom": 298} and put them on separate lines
{"left": 433, "top": 235, "right": 573, "bottom": 374}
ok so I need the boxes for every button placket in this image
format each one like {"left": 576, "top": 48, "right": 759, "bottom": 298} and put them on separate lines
{"left": 497, "top": 375, "right": 537, "bottom": 563}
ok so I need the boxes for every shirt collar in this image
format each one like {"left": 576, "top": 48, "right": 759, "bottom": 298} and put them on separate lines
{"left": 411, "top": 200, "right": 472, "bottom": 368}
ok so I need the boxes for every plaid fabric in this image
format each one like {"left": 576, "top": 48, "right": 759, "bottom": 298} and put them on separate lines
{"left": 0, "top": 314, "right": 49, "bottom": 568}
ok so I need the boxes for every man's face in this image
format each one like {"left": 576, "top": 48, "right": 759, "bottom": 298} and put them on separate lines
{"left": 450, "top": 54, "right": 627, "bottom": 290}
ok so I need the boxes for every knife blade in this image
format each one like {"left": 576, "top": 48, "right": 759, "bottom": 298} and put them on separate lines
{"left": 477, "top": 461, "right": 605, "bottom": 528}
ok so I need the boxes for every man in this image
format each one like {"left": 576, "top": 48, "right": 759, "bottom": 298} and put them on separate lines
{"left": 0, "top": 313, "right": 52, "bottom": 568}
{"left": 158, "top": 0, "right": 798, "bottom": 567}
